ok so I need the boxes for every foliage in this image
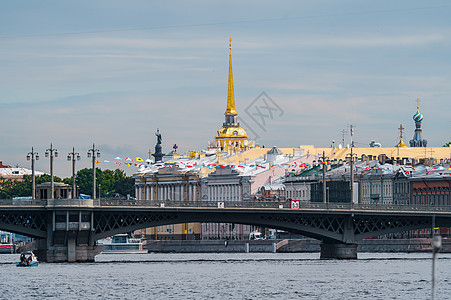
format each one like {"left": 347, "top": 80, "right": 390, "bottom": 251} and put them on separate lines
{"left": 0, "top": 169, "right": 135, "bottom": 199}
{"left": 443, "top": 142, "right": 451, "bottom": 147}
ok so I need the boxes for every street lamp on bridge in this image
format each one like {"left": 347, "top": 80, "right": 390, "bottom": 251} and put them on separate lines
{"left": 45, "top": 144, "right": 58, "bottom": 200}
{"left": 26, "top": 147, "right": 39, "bottom": 200}
{"left": 87, "top": 144, "right": 100, "bottom": 200}
{"left": 67, "top": 148, "right": 80, "bottom": 199}
{"left": 346, "top": 147, "right": 358, "bottom": 204}
{"left": 318, "top": 151, "right": 330, "bottom": 204}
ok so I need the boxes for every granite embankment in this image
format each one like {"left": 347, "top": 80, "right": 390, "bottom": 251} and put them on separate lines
{"left": 145, "top": 238, "right": 451, "bottom": 253}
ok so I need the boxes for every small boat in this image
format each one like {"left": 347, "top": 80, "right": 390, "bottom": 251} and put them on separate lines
{"left": 16, "top": 251, "right": 39, "bottom": 267}
{"left": 98, "top": 234, "right": 148, "bottom": 254}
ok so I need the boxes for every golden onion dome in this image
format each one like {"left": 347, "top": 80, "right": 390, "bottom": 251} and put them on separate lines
{"left": 216, "top": 126, "right": 248, "bottom": 138}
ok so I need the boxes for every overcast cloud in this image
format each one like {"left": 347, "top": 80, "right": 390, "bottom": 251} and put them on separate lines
{"left": 1, "top": 1, "right": 451, "bottom": 177}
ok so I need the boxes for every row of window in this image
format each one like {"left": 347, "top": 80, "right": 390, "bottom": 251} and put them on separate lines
{"left": 286, "top": 189, "right": 307, "bottom": 198}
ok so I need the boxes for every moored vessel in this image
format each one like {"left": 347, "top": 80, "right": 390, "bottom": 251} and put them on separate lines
{"left": 98, "top": 234, "right": 148, "bottom": 254}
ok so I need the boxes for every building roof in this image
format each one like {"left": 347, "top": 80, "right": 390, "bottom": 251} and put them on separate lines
{"left": 0, "top": 167, "right": 45, "bottom": 177}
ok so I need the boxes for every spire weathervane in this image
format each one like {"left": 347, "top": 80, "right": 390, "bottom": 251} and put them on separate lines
{"left": 416, "top": 98, "right": 420, "bottom": 111}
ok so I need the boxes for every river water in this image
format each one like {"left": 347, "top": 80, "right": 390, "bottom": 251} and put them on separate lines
{"left": 1, "top": 252, "right": 450, "bottom": 299}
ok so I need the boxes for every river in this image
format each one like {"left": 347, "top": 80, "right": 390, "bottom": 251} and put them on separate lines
{"left": 1, "top": 252, "right": 450, "bottom": 299}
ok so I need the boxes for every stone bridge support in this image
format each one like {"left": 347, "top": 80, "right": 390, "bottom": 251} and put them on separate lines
{"left": 320, "top": 215, "right": 358, "bottom": 259}
{"left": 35, "top": 210, "right": 100, "bottom": 263}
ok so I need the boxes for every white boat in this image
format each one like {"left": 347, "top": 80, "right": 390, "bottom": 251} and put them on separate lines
{"left": 0, "top": 231, "right": 15, "bottom": 254}
{"left": 98, "top": 234, "right": 148, "bottom": 254}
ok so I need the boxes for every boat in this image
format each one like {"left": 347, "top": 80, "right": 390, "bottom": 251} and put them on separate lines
{"left": 98, "top": 234, "right": 148, "bottom": 254}
{"left": 249, "top": 231, "right": 265, "bottom": 240}
{"left": 16, "top": 251, "right": 39, "bottom": 267}
{"left": 0, "top": 231, "right": 15, "bottom": 254}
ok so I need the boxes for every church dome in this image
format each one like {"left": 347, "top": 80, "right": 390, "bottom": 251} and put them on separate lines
{"left": 216, "top": 126, "right": 248, "bottom": 138}
{"left": 413, "top": 110, "right": 423, "bottom": 122}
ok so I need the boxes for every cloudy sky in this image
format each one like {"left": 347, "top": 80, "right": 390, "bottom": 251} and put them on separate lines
{"left": 1, "top": 1, "right": 451, "bottom": 177}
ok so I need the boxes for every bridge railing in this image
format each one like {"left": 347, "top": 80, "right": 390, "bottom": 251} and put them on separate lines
{"left": 0, "top": 199, "right": 44, "bottom": 206}
{"left": 2, "top": 198, "right": 451, "bottom": 213}
{"left": 97, "top": 199, "right": 451, "bottom": 213}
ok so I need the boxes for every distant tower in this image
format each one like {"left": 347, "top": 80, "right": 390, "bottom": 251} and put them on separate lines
{"left": 214, "top": 37, "right": 248, "bottom": 149}
{"left": 409, "top": 98, "right": 427, "bottom": 147}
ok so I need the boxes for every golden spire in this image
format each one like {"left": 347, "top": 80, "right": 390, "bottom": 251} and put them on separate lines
{"left": 225, "top": 37, "right": 237, "bottom": 115}
{"left": 416, "top": 98, "right": 420, "bottom": 112}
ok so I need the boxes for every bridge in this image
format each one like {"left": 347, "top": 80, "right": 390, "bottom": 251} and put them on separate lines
{"left": 1, "top": 199, "right": 450, "bottom": 262}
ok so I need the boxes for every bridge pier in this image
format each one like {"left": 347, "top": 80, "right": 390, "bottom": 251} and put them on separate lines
{"left": 34, "top": 208, "right": 101, "bottom": 262}
{"left": 320, "top": 243, "right": 358, "bottom": 259}
{"left": 35, "top": 238, "right": 100, "bottom": 263}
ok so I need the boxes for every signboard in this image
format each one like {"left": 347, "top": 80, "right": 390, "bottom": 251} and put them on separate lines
{"left": 290, "top": 200, "right": 301, "bottom": 209}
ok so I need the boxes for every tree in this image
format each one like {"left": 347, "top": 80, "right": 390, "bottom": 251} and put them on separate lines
{"left": 443, "top": 142, "right": 451, "bottom": 147}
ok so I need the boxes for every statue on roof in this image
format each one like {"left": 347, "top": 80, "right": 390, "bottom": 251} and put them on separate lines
{"left": 156, "top": 128, "right": 162, "bottom": 145}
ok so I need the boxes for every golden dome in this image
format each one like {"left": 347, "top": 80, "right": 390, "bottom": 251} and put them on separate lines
{"left": 395, "top": 138, "right": 408, "bottom": 148}
{"left": 216, "top": 126, "right": 247, "bottom": 138}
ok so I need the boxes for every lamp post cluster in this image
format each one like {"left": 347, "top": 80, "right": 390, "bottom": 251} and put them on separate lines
{"left": 87, "top": 144, "right": 101, "bottom": 200}
{"left": 318, "top": 151, "right": 330, "bottom": 204}
{"left": 27, "top": 144, "right": 101, "bottom": 200}
{"left": 346, "top": 147, "right": 358, "bottom": 204}
{"left": 45, "top": 144, "right": 58, "bottom": 200}
{"left": 26, "top": 148, "right": 39, "bottom": 200}
{"left": 67, "top": 148, "right": 80, "bottom": 199}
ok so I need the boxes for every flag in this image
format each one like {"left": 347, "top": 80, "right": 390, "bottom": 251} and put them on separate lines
{"left": 125, "top": 163, "right": 131, "bottom": 167}
{"left": 135, "top": 157, "right": 144, "bottom": 162}
{"left": 135, "top": 163, "right": 142, "bottom": 167}
{"left": 103, "top": 160, "right": 110, "bottom": 163}
{"left": 114, "top": 157, "right": 122, "bottom": 160}
{"left": 95, "top": 160, "right": 100, "bottom": 164}
{"left": 115, "top": 162, "right": 122, "bottom": 166}
{"left": 125, "top": 157, "right": 133, "bottom": 162}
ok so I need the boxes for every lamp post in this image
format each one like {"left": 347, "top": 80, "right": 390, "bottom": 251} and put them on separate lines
{"left": 67, "top": 148, "right": 80, "bottom": 199}
{"left": 346, "top": 147, "right": 357, "bottom": 204}
{"left": 87, "top": 144, "right": 100, "bottom": 200}
{"left": 319, "top": 151, "right": 329, "bottom": 204}
{"left": 26, "top": 147, "right": 39, "bottom": 200}
{"left": 45, "top": 144, "right": 58, "bottom": 200}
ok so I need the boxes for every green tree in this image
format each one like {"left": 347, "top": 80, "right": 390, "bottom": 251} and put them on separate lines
{"left": 443, "top": 142, "right": 451, "bottom": 147}
{"left": 74, "top": 168, "right": 135, "bottom": 198}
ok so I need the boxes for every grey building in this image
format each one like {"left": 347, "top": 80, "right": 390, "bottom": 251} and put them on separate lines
{"left": 200, "top": 166, "right": 252, "bottom": 201}
{"left": 392, "top": 170, "right": 411, "bottom": 205}
{"left": 283, "top": 175, "right": 314, "bottom": 202}
{"left": 359, "top": 169, "right": 394, "bottom": 204}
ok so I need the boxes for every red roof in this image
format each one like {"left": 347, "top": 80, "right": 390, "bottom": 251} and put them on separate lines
{"left": 0, "top": 161, "right": 11, "bottom": 168}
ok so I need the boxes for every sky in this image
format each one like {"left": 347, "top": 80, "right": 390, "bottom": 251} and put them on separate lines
{"left": 1, "top": 1, "right": 451, "bottom": 177}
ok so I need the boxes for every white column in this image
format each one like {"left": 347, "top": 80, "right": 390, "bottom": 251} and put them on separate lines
{"left": 193, "top": 184, "right": 197, "bottom": 201}
{"left": 181, "top": 184, "right": 185, "bottom": 201}
{"left": 238, "top": 185, "right": 242, "bottom": 201}
{"left": 150, "top": 185, "right": 154, "bottom": 201}
{"left": 146, "top": 185, "right": 150, "bottom": 201}
{"left": 175, "top": 184, "right": 179, "bottom": 201}
{"left": 188, "top": 184, "right": 192, "bottom": 201}
{"left": 135, "top": 186, "right": 139, "bottom": 200}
